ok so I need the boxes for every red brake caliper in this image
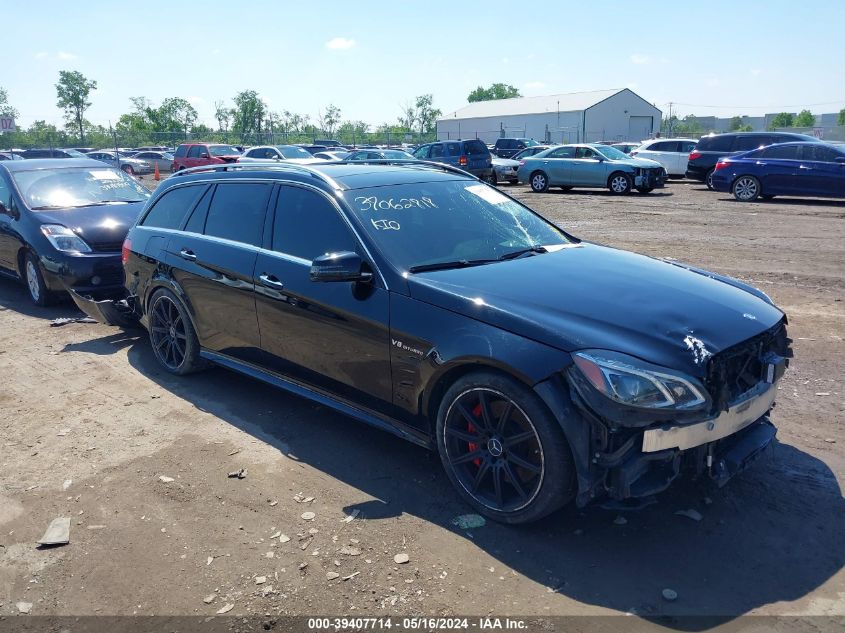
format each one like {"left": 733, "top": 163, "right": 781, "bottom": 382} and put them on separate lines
{"left": 468, "top": 403, "right": 483, "bottom": 467}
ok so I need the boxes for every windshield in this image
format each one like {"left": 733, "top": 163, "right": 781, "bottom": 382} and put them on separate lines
{"left": 382, "top": 150, "right": 413, "bottom": 159}
{"left": 593, "top": 145, "right": 631, "bottom": 160}
{"left": 209, "top": 145, "right": 240, "bottom": 156}
{"left": 276, "top": 146, "right": 313, "bottom": 160}
{"left": 347, "top": 180, "right": 570, "bottom": 271}
{"left": 523, "top": 139, "right": 539, "bottom": 147}
{"left": 12, "top": 167, "right": 151, "bottom": 209}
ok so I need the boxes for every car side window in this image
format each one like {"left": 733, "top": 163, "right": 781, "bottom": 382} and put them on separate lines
{"left": 430, "top": 144, "right": 444, "bottom": 158}
{"left": 141, "top": 185, "right": 208, "bottom": 230}
{"left": 803, "top": 145, "right": 840, "bottom": 162}
{"left": 272, "top": 185, "right": 358, "bottom": 260}
{"left": 761, "top": 145, "right": 800, "bottom": 159}
{"left": 187, "top": 146, "right": 201, "bottom": 158}
{"left": 414, "top": 146, "right": 430, "bottom": 159}
{"left": 680, "top": 141, "right": 697, "bottom": 153}
{"left": 574, "top": 147, "right": 596, "bottom": 159}
{"left": 174, "top": 145, "right": 188, "bottom": 158}
{"left": 446, "top": 143, "right": 461, "bottom": 156}
{"left": 734, "top": 136, "right": 768, "bottom": 152}
{"left": 0, "top": 174, "right": 11, "bottom": 209}
{"left": 203, "top": 183, "right": 271, "bottom": 246}
{"left": 548, "top": 147, "right": 576, "bottom": 159}
{"left": 265, "top": 148, "right": 279, "bottom": 159}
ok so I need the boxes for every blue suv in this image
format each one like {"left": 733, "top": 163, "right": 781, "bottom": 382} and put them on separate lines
{"left": 413, "top": 140, "right": 494, "bottom": 182}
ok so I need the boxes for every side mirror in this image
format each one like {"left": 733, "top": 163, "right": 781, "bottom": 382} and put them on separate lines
{"left": 0, "top": 201, "right": 17, "bottom": 219}
{"left": 199, "top": 152, "right": 209, "bottom": 159}
{"left": 310, "top": 251, "right": 373, "bottom": 283}
{"left": 835, "top": 156, "right": 845, "bottom": 164}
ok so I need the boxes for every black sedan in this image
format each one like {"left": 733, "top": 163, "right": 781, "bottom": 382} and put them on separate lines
{"left": 73, "top": 161, "right": 790, "bottom": 523}
{"left": 0, "top": 158, "right": 150, "bottom": 305}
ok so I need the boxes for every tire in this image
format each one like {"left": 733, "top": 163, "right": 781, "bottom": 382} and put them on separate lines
{"left": 486, "top": 172, "right": 498, "bottom": 186}
{"left": 608, "top": 172, "right": 632, "bottom": 195}
{"left": 22, "top": 251, "right": 53, "bottom": 307}
{"left": 732, "top": 175, "right": 761, "bottom": 202}
{"left": 436, "top": 371, "right": 576, "bottom": 524}
{"left": 559, "top": 186, "right": 573, "bottom": 192}
{"left": 530, "top": 171, "right": 549, "bottom": 193}
{"left": 121, "top": 164, "right": 135, "bottom": 176}
{"left": 636, "top": 186, "right": 654, "bottom": 194}
{"left": 705, "top": 168, "right": 715, "bottom": 190}
{"left": 147, "top": 289, "right": 205, "bottom": 375}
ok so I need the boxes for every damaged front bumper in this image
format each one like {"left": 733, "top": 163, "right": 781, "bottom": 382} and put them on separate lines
{"left": 68, "top": 288, "right": 140, "bottom": 328}
{"left": 536, "top": 369, "right": 784, "bottom": 507}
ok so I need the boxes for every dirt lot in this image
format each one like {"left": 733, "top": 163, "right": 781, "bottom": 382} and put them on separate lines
{"left": 0, "top": 177, "right": 843, "bottom": 625}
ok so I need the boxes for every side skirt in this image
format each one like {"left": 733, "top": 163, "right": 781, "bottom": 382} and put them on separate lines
{"left": 200, "top": 350, "right": 432, "bottom": 450}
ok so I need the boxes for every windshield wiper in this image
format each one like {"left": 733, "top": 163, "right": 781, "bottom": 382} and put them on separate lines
{"left": 408, "top": 259, "right": 497, "bottom": 273}
{"left": 498, "top": 245, "right": 548, "bottom": 260}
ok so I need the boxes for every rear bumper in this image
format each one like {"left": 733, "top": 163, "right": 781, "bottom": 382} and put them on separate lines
{"left": 685, "top": 164, "right": 710, "bottom": 181}
{"left": 68, "top": 288, "right": 139, "bottom": 327}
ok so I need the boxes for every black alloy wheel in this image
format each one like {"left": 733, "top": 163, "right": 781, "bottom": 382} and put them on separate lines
{"left": 443, "top": 387, "right": 545, "bottom": 514}
{"left": 148, "top": 290, "right": 204, "bottom": 375}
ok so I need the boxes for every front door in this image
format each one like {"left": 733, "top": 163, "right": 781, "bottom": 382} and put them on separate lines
{"left": 167, "top": 181, "right": 271, "bottom": 363}
{"left": 0, "top": 172, "right": 19, "bottom": 270}
{"left": 570, "top": 146, "right": 606, "bottom": 186}
{"left": 254, "top": 184, "right": 393, "bottom": 414}
{"left": 542, "top": 146, "right": 576, "bottom": 184}
{"left": 799, "top": 144, "right": 845, "bottom": 197}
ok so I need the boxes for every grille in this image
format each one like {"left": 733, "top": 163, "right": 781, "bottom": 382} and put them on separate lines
{"left": 89, "top": 240, "right": 124, "bottom": 253}
{"left": 705, "top": 320, "right": 791, "bottom": 411}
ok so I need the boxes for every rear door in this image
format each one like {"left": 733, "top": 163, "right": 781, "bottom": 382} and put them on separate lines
{"left": 463, "top": 139, "right": 491, "bottom": 175}
{"left": 756, "top": 145, "right": 801, "bottom": 194}
{"left": 167, "top": 181, "right": 271, "bottom": 363}
{"left": 799, "top": 144, "right": 845, "bottom": 197}
{"left": 542, "top": 146, "right": 576, "bottom": 184}
{"left": 254, "top": 184, "right": 393, "bottom": 413}
{"left": 185, "top": 145, "right": 202, "bottom": 168}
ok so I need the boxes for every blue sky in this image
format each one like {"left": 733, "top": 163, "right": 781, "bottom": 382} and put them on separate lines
{"left": 5, "top": 0, "right": 845, "bottom": 128}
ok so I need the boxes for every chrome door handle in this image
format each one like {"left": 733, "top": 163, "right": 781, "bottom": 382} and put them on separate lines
{"left": 799, "top": 165, "right": 812, "bottom": 170}
{"left": 179, "top": 249, "right": 197, "bottom": 261}
{"left": 259, "top": 274, "right": 284, "bottom": 290}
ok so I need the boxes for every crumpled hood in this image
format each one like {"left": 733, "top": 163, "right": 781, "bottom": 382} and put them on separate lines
{"left": 612, "top": 157, "right": 664, "bottom": 169}
{"left": 36, "top": 202, "right": 145, "bottom": 246}
{"left": 407, "top": 243, "right": 784, "bottom": 377}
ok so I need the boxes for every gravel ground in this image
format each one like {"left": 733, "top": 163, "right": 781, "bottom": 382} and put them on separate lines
{"left": 0, "top": 177, "right": 843, "bottom": 623}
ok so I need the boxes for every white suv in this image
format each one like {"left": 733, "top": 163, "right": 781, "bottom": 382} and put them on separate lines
{"left": 631, "top": 138, "right": 697, "bottom": 177}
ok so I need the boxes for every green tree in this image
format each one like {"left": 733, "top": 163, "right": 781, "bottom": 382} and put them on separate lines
{"left": 769, "top": 112, "right": 794, "bottom": 130}
{"left": 213, "top": 100, "right": 231, "bottom": 133}
{"left": 794, "top": 109, "right": 815, "bottom": 127}
{"left": 157, "top": 97, "right": 198, "bottom": 133}
{"left": 415, "top": 94, "right": 441, "bottom": 136}
{"left": 318, "top": 104, "right": 342, "bottom": 137}
{"left": 838, "top": 108, "right": 845, "bottom": 126}
{"left": 231, "top": 90, "right": 266, "bottom": 141}
{"left": 729, "top": 115, "right": 743, "bottom": 131}
{"left": 0, "top": 86, "right": 18, "bottom": 119}
{"left": 467, "top": 83, "right": 521, "bottom": 103}
{"left": 398, "top": 101, "right": 416, "bottom": 132}
{"left": 55, "top": 70, "right": 97, "bottom": 143}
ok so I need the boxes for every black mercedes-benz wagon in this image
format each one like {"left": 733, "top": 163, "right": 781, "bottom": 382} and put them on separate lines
{"left": 73, "top": 160, "right": 791, "bottom": 524}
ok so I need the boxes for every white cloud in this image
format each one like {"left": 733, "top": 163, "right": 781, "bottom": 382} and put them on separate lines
{"left": 630, "top": 53, "right": 650, "bottom": 64}
{"left": 626, "top": 82, "right": 639, "bottom": 90}
{"left": 57, "top": 51, "right": 77, "bottom": 61}
{"left": 524, "top": 81, "right": 546, "bottom": 90}
{"left": 34, "top": 51, "right": 48, "bottom": 60}
{"left": 187, "top": 96, "right": 205, "bottom": 105}
{"left": 325, "top": 37, "right": 356, "bottom": 50}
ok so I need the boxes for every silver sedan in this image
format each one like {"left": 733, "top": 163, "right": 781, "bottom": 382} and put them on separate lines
{"left": 130, "top": 151, "right": 175, "bottom": 173}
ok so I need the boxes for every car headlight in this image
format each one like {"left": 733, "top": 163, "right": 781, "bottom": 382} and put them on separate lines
{"left": 41, "top": 224, "right": 92, "bottom": 253}
{"left": 573, "top": 350, "right": 707, "bottom": 410}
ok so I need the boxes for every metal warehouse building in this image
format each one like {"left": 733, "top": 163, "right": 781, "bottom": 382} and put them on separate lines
{"left": 436, "top": 88, "right": 662, "bottom": 145}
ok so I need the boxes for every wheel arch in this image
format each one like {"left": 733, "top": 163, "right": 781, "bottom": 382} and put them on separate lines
{"left": 606, "top": 169, "right": 632, "bottom": 188}
{"left": 143, "top": 274, "right": 201, "bottom": 338}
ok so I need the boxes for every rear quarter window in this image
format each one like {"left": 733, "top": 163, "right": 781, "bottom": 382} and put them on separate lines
{"left": 174, "top": 145, "right": 188, "bottom": 158}
{"left": 141, "top": 184, "right": 207, "bottom": 230}
{"left": 464, "top": 140, "right": 490, "bottom": 155}
{"left": 696, "top": 136, "right": 734, "bottom": 152}
{"left": 734, "top": 136, "right": 771, "bottom": 152}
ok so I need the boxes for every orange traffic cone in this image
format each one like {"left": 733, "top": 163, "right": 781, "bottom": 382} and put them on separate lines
{"left": 154, "top": 162, "right": 160, "bottom": 181}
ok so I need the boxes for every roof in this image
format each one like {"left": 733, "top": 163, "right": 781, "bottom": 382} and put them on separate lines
{"left": 439, "top": 88, "right": 635, "bottom": 120}
{"left": 0, "top": 158, "right": 107, "bottom": 173}
{"left": 165, "top": 162, "right": 469, "bottom": 192}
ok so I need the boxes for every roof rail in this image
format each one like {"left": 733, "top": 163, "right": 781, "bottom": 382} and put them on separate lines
{"left": 169, "top": 159, "right": 476, "bottom": 190}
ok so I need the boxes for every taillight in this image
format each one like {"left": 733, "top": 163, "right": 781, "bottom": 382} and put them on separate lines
{"left": 121, "top": 238, "right": 131, "bottom": 265}
{"left": 714, "top": 160, "right": 730, "bottom": 172}
{"left": 688, "top": 151, "right": 702, "bottom": 161}
{"left": 459, "top": 155, "right": 468, "bottom": 166}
